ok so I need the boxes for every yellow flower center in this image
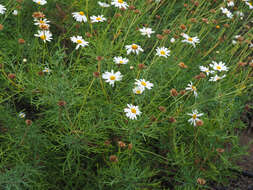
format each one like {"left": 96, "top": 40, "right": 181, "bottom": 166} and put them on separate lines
{"left": 141, "top": 81, "right": 147, "bottom": 86}
{"left": 37, "top": 1, "right": 41, "bottom": 4}
{"left": 249, "top": 2, "right": 252, "bottom": 6}
{"left": 216, "top": 66, "right": 221, "bottom": 70}
{"left": 131, "top": 44, "right": 138, "bottom": 50}
{"left": 77, "top": 39, "right": 82, "bottom": 44}
{"left": 136, "top": 90, "right": 141, "bottom": 94}
{"left": 192, "top": 85, "right": 196, "bottom": 91}
{"left": 131, "top": 108, "right": 136, "bottom": 114}
{"left": 119, "top": 60, "right": 123, "bottom": 64}
{"left": 110, "top": 75, "right": 116, "bottom": 80}
{"left": 96, "top": 17, "right": 101, "bottom": 21}
{"left": 40, "top": 35, "right": 46, "bottom": 40}
{"left": 188, "top": 38, "right": 193, "bottom": 42}
{"left": 118, "top": 0, "right": 124, "bottom": 3}
{"left": 39, "top": 20, "right": 45, "bottom": 24}
{"left": 192, "top": 114, "right": 197, "bottom": 119}
{"left": 79, "top": 11, "right": 85, "bottom": 16}
{"left": 160, "top": 50, "right": 166, "bottom": 55}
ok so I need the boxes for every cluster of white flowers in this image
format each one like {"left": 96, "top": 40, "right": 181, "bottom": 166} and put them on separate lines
{"left": 33, "top": 13, "right": 52, "bottom": 43}
{"left": 199, "top": 61, "right": 229, "bottom": 82}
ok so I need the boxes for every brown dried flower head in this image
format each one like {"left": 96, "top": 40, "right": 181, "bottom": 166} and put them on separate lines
{"left": 109, "top": 155, "right": 118, "bottom": 162}
{"left": 0, "top": 24, "right": 3, "bottom": 31}
{"left": 8, "top": 73, "right": 16, "bottom": 79}
{"left": 170, "top": 88, "right": 178, "bottom": 97}
{"left": 138, "top": 63, "right": 146, "bottom": 70}
{"left": 58, "top": 100, "right": 66, "bottom": 107}
{"left": 216, "top": 148, "right": 225, "bottom": 153}
{"left": 32, "top": 12, "right": 45, "bottom": 19}
{"left": 25, "top": 119, "right": 33, "bottom": 126}
{"left": 178, "top": 62, "right": 188, "bottom": 69}
{"left": 169, "top": 117, "right": 176, "bottom": 123}
{"left": 159, "top": 106, "right": 166, "bottom": 112}
{"left": 196, "top": 120, "right": 204, "bottom": 126}
{"left": 18, "top": 38, "right": 25, "bottom": 44}
{"left": 118, "top": 141, "right": 126, "bottom": 148}
{"left": 197, "top": 178, "right": 206, "bottom": 185}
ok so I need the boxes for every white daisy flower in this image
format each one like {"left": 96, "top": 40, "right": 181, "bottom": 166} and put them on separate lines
{"left": 98, "top": 1, "right": 110, "bottom": 7}
{"left": 113, "top": 56, "right": 129, "bottom": 65}
{"left": 187, "top": 110, "right": 203, "bottom": 126}
{"left": 139, "top": 27, "right": 155, "bottom": 38}
{"left": 124, "top": 104, "right": 141, "bottom": 120}
{"left": 18, "top": 112, "right": 26, "bottom": 119}
{"left": 181, "top": 33, "right": 200, "bottom": 48}
{"left": 90, "top": 15, "right": 106, "bottom": 23}
{"left": 34, "top": 30, "right": 52, "bottom": 43}
{"left": 102, "top": 70, "right": 123, "bottom": 87}
{"left": 133, "top": 86, "right": 144, "bottom": 95}
{"left": 70, "top": 36, "right": 89, "bottom": 50}
{"left": 220, "top": 7, "right": 233, "bottom": 18}
{"left": 135, "top": 79, "right": 153, "bottom": 90}
{"left": 13, "top": 10, "right": 18, "bottom": 15}
{"left": 185, "top": 82, "right": 198, "bottom": 97}
{"left": 72, "top": 11, "right": 87, "bottom": 22}
{"left": 111, "top": 0, "right": 129, "bottom": 9}
{"left": 156, "top": 47, "right": 171, "bottom": 58}
{"left": 209, "top": 74, "right": 226, "bottom": 82}
{"left": 33, "top": 0, "right": 47, "bottom": 5}
{"left": 210, "top": 61, "right": 229, "bottom": 72}
{"left": 34, "top": 18, "right": 50, "bottom": 28}
{"left": 43, "top": 67, "right": 51, "bottom": 73}
{"left": 125, "top": 44, "right": 144, "bottom": 55}
{"left": 0, "top": 4, "right": 6, "bottom": 14}
{"left": 170, "top": 38, "right": 175, "bottom": 43}
{"left": 246, "top": 1, "right": 253, "bottom": 9}
{"left": 199, "top": 66, "right": 214, "bottom": 76}
{"left": 227, "top": 1, "right": 234, "bottom": 7}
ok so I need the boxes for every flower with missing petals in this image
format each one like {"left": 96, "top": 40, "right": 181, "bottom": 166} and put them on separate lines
{"left": 199, "top": 66, "right": 214, "bottom": 76}
{"left": 34, "top": 30, "right": 52, "bottom": 42}
{"left": 70, "top": 36, "right": 89, "bottom": 50}
{"left": 187, "top": 110, "right": 203, "bottom": 126}
{"left": 209, "top": 74, "right": 226, "bottom": 82}
{"left": 98, "top": 1, "right": 110, "bottom": 7}
{"left": 185, "top": 81, "right": 198, "bottom": 97}
{"left": 139, "top": 27, "right": 155, "bottom": 38}
{"left": 181, "top": 33, "right": 200, "bottom": 48}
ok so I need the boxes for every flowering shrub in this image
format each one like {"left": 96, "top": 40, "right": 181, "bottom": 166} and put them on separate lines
{"left": 0, "top": 0, "right": 252, "bottom": 189}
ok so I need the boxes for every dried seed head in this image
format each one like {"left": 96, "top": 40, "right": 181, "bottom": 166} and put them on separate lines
{"left": 58, "top": 100, "right": 66, "bottom": 107}
{"left": 163, "top": 29, "right": 171, "bottom": 34}
{"left": 169, "top": 117, "right": 176, "bottom": 123}
{"left": 129, "top": 5, "right": 135, "bottom": 10}
{"left": 210, "top": 9, "right": 216, "bottom": 13}
{"left": 25, "top": 119, "right": 32, "bottom": 126}
{"left": 196, "top": 120, "right": 204, "bottom": 126}
{"left": 8, "top": 73, "right": 16, "bottom": 79}
{"left": 202, "top": 18, "right": 208, "bottom": 24}
{"left": 115, "top": 13, "right": 122, "bottom": 18}
{"left": 96, "top": 56, "right": 104, "bottom": 61}
{"left": 178, "top": 62, "right": 188, "bottom": 69}
{"left": 155, "top": 15, "right": 161, "bottom": 19}
{"left": 32, "top": 12, "right": 45, "bottom": 19}
{"left": 134, "top": 9, "right": 140, "bottom": 14}
{"left": 156, "top": 34, "right": 164, "bottom": 40}
{"left": 180, "top": 90, "right": 186, "bottom": 95}
{"left": 138, "top": 63, "right": 145, "bottom": 70}
{"left": 38, "top": 71, "right": 44, "bottom": 76}
{"left": 159, "top": 106, "right": 166, "bottom": 112}
{"left": 197, "top": 178, "right": 206, "bottom": 185}
{"left": 128, "top": 143, "right": 133, "bottom": 150}
{"left": 223, "top": 24, "right": 229, "bottom": 28}
{"left": 18, "top": 38, "right": 25, "bottom": 44}
{"left": 93, "top": 71, "right": 100, "bottom": 78}
{"left": 170, "top": 88, "right": 178, "bottom": 97}
{"left": 118, "top": 141, "right": 126, "bottom": 148}
{"left": 180, "top": 24, "right": 187, "bottom": 30}
{"left": 190, "top": 18, "right": 197, "bottom": 23}
{"left": 109, "top": 155, "right": 118, "bottom": 162}
{"left": 238, "top": 62, "right": 247, "bottom": 67}
{"left": 85, "top": 32, "right": 92, "bottom": 38}
{"left": 0, "top": 24, "right": 3, "bottom": 31}
{"left": 183, "top": 3, "right": 188, "bottom": 7}
{"left": 216, "top": 148, "right": 225, "bottom": 153}
{"left": 150, "top": 115, "right": 157, "bottom": 122}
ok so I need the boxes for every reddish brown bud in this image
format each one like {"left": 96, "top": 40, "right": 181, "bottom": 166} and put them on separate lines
{"left": 194, "top": 1, "right": 199, "bottom": 6}
{"left": 190, "top": 18, "right": 197, "bottom": 23}
{"left": 155, "top": 15, "right": 161, "bottom": 19}
{"left": 128, "top": 143, "right": 133, "bottom": 150}
{"left": 223, "top": 24, "right": 229, "bottom": 28}
{"left": 25, "top": 119, "right": 32, "bottom": 126}
{"left": 183, "top": 3, "right": 188, "bottom": 7}
{"left": 109, "top": 155, "right": 118, "bottom": 162}
{"left": 85, "top": 32, "right": 92, "bottom": 38}
{"left": 180, "top": 90, "right": 186, "bottom": 95}
{"left": 163, "top": 29, "right": 171, "bottom": 34}
{"left": 18, "top": 38, "right": 25, "bottom": 44}
{"left": 115, "top": 13, "right": 122, "bottom": 18}
{"left": 118, "top": 141, "right": 126, "bottom": 148}
{"left": 216, "top": 148, "right": 225, "bottom": 153}
{"left": 156, "top": 34, "right": 164, "bottom": 40}
{"left": 180, "top": 24, "right": 187, "bottom": 30}
{"left": 178, "top": 62, "right": 188, "bottom": 69}
{"left": 38, "top": 71, "right": 44, "bottom": 76}
{"left": 210, "top": 9, "right": 216, "bottom": 13}
{"left": 0, "top": 24, "right": 3, "bottom": 31}
{"left": 96, "top": 56, "right": 104, "bottom": 61}
{"left": 32, "top": 12, "right": 45, "bottom": 19}
{"left": 58, "top": 100, "right": 66, "bottom": 107}
{"left": 202, "top": 18, "right": 208, "bottom": 24}
{"left": 170, "top": 88, "right": 178, "bottom": 97}
{"left": 8, "top": 73, "right": 16, "bottom": 79}
{"left": 238, "top": 62, "right": 247, "bottom": 67}
{"left": 134, "top": 9, "right": 140, "bottom": 14}
{"left": 169, "top": 117, "right": 176, "bottom": 123}
{"left": 159, "top": 106, "right": 166, "bottom": 112}
{"left": 197, "top": 178, "right": 206, "bottom": 185}
{"left": 196, "top": 120, "right": 204, "bottom": 126}
{"left": 138, "top": 64, "right": 145, "bottom": 70}
{"left": 93, "top": 71, "right": 100, "bottom": 78}
{"left": 129, "top": 5, "right": 135, "bottom": 10}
